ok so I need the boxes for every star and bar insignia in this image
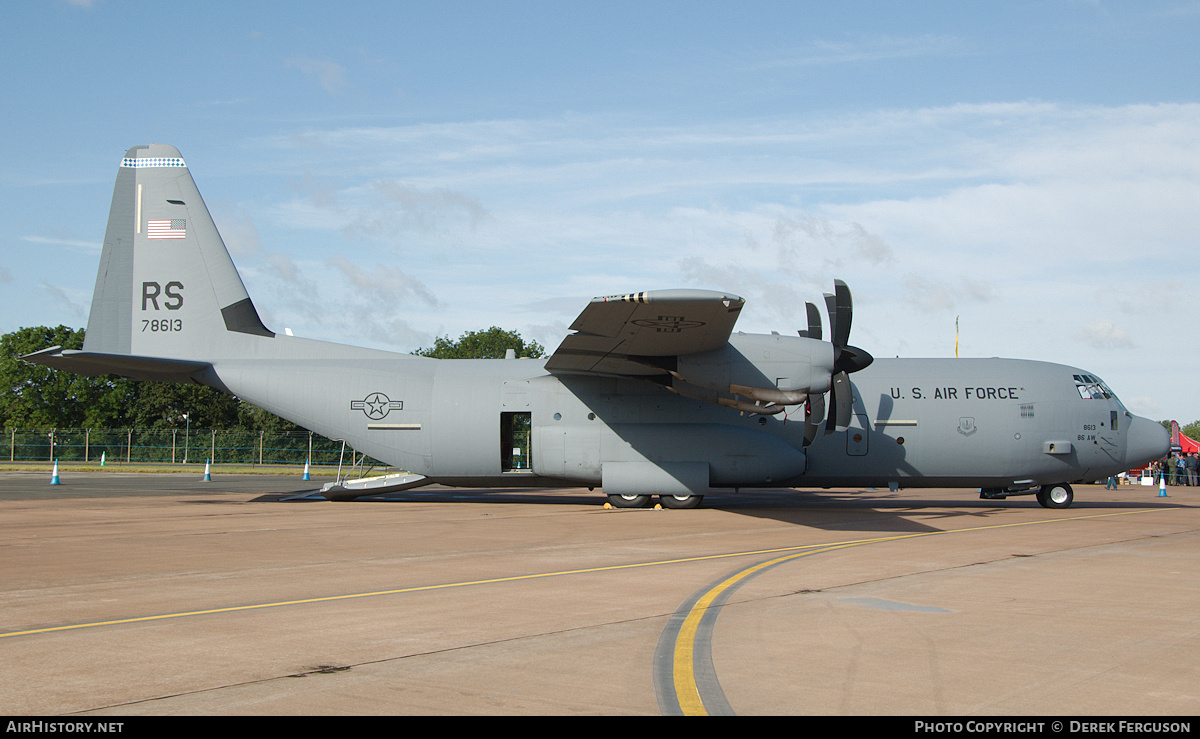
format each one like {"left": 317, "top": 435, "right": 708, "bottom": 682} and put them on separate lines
{"left": 351, "top": 392, "right": 403, "bottom": 420}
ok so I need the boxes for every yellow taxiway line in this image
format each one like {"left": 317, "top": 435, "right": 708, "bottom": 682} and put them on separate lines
{"left": 668, "top": 507, "right": 1176, "bottom": 716}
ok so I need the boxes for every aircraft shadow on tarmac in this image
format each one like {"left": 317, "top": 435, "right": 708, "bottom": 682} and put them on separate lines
{"left": 248, "top": 485, "right": 1189, "bottom": 535}
{"left": 708, "top": 488, "right": 1190, "bottom": 532}
{"left": 687, "top": 489, "right": 1022, "bottom": 533}
{"left": 250, "top": 488, "right": 600, "bottom": 506}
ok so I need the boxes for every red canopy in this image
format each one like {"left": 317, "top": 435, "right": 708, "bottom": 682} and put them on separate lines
{"left": 1178, "top": 432, "right": 1199, "bottom": 453}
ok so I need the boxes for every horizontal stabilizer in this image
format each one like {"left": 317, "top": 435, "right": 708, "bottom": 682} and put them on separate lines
{"left": 22, "top": 346, "right": 211, "bottom": 383}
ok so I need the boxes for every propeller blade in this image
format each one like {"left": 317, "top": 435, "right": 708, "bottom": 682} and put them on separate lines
{"left": 824, "top": 389, "right": 838, "bottom": 435}
{"left": 833, "top": 371, "right": 852, "bottom": 430}
{"left": 823, "top": 291, "right": 838, "bottom": 341}
{"left": 804, "top": 392, "right": 824, "bottom": 446}
{"left": 831, "top": 279, "right": 852, "bottom": 349}
{"left": 825, "top": 371, "right": 852, "bottom": 435}
{"left": 804, "top": 302, "right": 822, "bottom": 340}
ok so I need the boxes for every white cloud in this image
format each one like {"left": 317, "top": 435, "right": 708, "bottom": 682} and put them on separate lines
{"left": 328, "top": 254, "right": 438, "bottom": 307}
{"left": 351, "top": 181, "right": 490, "bottom": 240}
{"left": 1124, "top": 396, "right": 1160, "bottom": 419}
{"left": 753, "top": 34, "right": 969, "bottom": 69}
{"left": 1081, "top": 319, "right": 1134, "bottom": 350}
{"left": 22, "top": 236, "right": 100, "bottom": 252}
{"left": 772, "top": 216, "right": 893, "bottom": 267}
{"left": 41, "top": 282, "right": 87, "bottom": 321}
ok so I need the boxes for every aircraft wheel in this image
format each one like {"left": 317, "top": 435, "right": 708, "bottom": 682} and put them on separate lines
{"left": 1036, "top": 484, "right": 1073, "bottom": 509}
{"left": 659, "top": 494, "right": 703, "bottom": 509}
{"left": 607, "top": 493, "right": 652, "bottom": 508}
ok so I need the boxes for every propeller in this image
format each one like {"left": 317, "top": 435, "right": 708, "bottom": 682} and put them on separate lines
{"left": 801, "top": 279, "right": 873, "bottom": 445}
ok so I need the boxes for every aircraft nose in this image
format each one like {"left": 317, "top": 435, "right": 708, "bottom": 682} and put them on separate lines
{"left": 1126, "top": 415, "right": 1170, "bottom": 468}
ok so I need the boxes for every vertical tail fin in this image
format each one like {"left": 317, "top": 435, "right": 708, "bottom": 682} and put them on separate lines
{"left": 84, "top": 144, "right": 272, "bottom": 361}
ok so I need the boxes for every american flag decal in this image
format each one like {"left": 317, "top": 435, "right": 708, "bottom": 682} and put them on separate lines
{"left": 147, "top": 219, "right": 186, "bottom": 239}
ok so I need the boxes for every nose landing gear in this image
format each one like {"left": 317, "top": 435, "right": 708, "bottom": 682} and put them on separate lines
{"left": 1036, "top": 483, "right": 1074, "bottom": 509}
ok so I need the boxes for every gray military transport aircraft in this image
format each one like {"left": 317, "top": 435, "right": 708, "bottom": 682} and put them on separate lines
{"left": 26, "top": 144, "right": 1169, "bottom": 509}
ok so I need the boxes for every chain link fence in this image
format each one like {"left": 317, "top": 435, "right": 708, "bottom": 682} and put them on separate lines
{"left": 4, "top": 427, "right": 373, "bottom": 467}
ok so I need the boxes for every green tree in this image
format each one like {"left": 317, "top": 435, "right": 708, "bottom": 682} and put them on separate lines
{"left": 413, "top": 327, "right": 545, "bottom": 359}
{"left": 128, "top": 381, "right": 241, "bottom": 430}
{"left": 1156, "top": 419, "right": 1200, "bottom": 449}
{"left": 236, "top": 401, "right": 304, "bottom": 433}
{"left": 1181, "top": 420, "right": 1200, "bottom": 442}
{"left": 0, "top": 326, "right": 136, "bottom": 428}
{"left": 1, "top": 326, "right": 304, "bottom": 432}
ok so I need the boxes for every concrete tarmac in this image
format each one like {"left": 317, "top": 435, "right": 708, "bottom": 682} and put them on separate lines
{"left": 0, "top": 469, "right": 1197, "bottom": 716}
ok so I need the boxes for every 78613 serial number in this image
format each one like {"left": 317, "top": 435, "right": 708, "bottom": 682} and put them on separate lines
{"left": 142, "top": 319, "right": 182, "bottom": 332}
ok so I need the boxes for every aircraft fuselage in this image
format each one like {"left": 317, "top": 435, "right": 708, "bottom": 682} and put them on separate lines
{"left": 207, "top": 334, "right": 1161, "bottom": 496}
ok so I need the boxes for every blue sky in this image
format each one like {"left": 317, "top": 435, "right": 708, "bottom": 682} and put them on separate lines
{"left": 3, "top": 1, "right": 1199, "bottom": 422}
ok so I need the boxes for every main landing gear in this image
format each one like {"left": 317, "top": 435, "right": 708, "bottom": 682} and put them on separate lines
{"left": 606, "top": 493, "right": 704, "bottom": 509}
{"left": 979, "top": 482, "right": 1075, "bottom": 509}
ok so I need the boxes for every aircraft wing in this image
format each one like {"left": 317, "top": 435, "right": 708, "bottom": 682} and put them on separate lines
{"left": 545, "top": 289, "right": 745, "bottom": 376}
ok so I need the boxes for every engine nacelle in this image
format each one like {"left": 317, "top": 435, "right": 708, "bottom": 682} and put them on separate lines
{"left": 671, "top": 333, "right": 835, "bottom": 404}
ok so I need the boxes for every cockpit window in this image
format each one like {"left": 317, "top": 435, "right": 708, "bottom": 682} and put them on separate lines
{"left": 1074, "top": 374, "right": 1111, "bottom": 400}
{"left": 1073, "top": 374, "right": 1126, "bottom": 412}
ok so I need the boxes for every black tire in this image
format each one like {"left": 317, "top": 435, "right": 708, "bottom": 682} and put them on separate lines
{"left": 659, "top": 494, "right": 703, "bottom": 509}
{"left": 607, "top": 493, "right": 652, "bottom": 508}
{"left": 1036, "top": 484, "right": 1073, "bottom": 509}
